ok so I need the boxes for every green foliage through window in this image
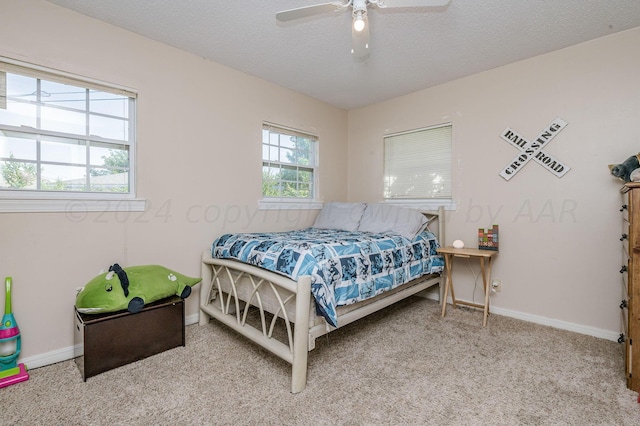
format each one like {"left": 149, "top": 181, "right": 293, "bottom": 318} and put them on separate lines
{"left": 1, "top": 153, "right": 36, "bottom": 188}
{"left": 262, "top": 123, "right": 317, "bottom": 199}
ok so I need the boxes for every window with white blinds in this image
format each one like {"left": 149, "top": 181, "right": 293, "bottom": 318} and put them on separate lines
{"left": 383, "top": 124, "right": 452, "bottom": 200}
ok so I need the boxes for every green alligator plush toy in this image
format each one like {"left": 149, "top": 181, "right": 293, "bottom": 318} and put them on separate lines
{"left": 75, "top": 264, "right": 201, "bottom": 314}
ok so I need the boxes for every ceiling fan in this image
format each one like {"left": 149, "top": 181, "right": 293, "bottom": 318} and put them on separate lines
{"left": 276, "top": 0, "right": 451, "bottom": 58}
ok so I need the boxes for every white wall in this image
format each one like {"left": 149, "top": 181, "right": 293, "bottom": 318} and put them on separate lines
{"left": 348, "top": 27, "right": 640, "bottom": 337}
{"left": 0, "top": 0, "right": 348, "bottom": 362}
{"left": 2, "top": 0, "right": 638, "bottom": 367}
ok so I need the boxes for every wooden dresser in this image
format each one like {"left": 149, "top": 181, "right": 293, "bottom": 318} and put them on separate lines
{"left": 620, "top": 182, "right": 640, "bottom": 392}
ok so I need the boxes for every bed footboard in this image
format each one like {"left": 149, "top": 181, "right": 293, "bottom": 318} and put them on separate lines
{"left": 199, "top": 252, "right": 311, "bottom": 393}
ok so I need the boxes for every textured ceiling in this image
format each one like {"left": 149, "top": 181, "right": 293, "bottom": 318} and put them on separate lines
{"left": 45, "top": 0, "right": 640, "bottom": 110}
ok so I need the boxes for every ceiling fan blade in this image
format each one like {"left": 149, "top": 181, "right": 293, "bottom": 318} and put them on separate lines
{"left": 276, "top": 2, "right": 345, "bottom": 22}
{"left": 351, "top": 22, "right": 370, "bottom": 59}
{"left": 378, "top": 0, "right": 450, "bottom": 7}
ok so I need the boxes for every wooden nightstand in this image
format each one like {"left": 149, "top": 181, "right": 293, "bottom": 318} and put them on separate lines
{"left": 437, "top": 246, "right": 498, "bottom": 327}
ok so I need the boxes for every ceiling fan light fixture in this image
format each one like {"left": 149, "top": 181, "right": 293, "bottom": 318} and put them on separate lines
{"left": 277, "top": 0, "right": 449, "bottom": 57}
{"left": 353, "top": 13, "right": 366, "bottom": 32}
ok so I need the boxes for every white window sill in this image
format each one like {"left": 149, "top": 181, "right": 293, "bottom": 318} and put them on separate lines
{"left": 0, "top": 197, "right": 146, "bottom": 213}
{"left": 384, "top": 199, "right": 457, "bottom": 211}
{"left": 258, "top": 199, "right": 456, "bottom": 211}
{"left": 258, "top": 199, "right": 323, "bottom": 210}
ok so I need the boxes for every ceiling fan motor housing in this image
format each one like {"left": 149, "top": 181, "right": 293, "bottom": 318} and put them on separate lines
{"left": 353, "top": 0, "right": 368, "bottom": 15}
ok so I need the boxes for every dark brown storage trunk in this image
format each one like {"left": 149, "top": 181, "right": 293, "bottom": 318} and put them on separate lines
{"left": 74, "top": 296, "right": 185, "bottom": 380}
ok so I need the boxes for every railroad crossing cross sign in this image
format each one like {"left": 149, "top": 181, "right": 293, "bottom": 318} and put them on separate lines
{"left": 499, "top": 118, "right": 570, "bottom": 181}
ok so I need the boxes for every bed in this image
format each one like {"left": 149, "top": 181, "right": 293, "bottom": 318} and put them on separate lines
{"left": 199, "top": 202, "right": 445, "bottom": 393}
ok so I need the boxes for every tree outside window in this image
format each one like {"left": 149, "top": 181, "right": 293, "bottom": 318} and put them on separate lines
{"left": 262, "top": 123, "right": 317, "bottom": 199}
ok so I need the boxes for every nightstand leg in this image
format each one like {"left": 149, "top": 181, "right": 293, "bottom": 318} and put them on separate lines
{"left": 481, "top": 257, "right": 492, "bottom": 327}
{"left": 448, "top": 258, "right": 457, "bottom": 307}
{"left": 441, "top": 254, "right": 455, "bottom": 317}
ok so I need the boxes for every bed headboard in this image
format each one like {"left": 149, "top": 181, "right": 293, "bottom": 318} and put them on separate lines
{"left": 422, "top": 205, "right": 445, "bottom": 247}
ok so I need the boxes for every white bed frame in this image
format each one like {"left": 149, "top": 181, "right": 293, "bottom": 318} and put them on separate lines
{"left": 199, "top": 206, "right": 445, "bottom": 393}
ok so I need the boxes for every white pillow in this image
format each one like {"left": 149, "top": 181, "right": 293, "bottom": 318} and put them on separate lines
{"left": 313, "top": 202, "right": 366, "bottom": 231}
{"left": 358, "top": 204, "right": 429, "bottom": 240}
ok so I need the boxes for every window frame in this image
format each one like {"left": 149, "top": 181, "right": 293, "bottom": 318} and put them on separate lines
{"left": 259, "top": 122, "right": 321, "bottom": 210}
{"left": 383, "top": 123, "right": 456, "bottom": 211}
{"left": 0, "top": 56, "right": 144, "bottom": 213}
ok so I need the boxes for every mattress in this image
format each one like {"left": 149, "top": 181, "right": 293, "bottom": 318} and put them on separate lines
{"left": 211, "top": 227, "right": 444, "bottom": 326}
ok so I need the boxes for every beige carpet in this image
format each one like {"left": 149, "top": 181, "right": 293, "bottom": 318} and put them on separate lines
{"left": 2, "top": 297, "right": 639, "bottom": 425}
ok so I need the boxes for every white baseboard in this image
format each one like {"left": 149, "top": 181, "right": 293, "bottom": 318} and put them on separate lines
{"left": 21, "top": 301, "right": 620, "bottom": 371}
{"left": 21, "top": 313, "right": 200, "bottom": 370}
{"left": 423, "top": 290, "right": 621, "bottom": 342}
{"left": 487, "top": 304, "right": 620, "bottom": 342}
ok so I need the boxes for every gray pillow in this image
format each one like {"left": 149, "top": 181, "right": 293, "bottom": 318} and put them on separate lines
{"left": 358, "top": 204, "right": 428, "bottom": 240}
{"left": 313, "top": 202, "right": 366, "bottom": 231}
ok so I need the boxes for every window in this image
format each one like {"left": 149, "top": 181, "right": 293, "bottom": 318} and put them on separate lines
{"left": 383, "top": 123, "right": 452, "bottom": 201}
{"left": 0, "top": 57, "right": 141, "bottom": 212}
{"left": 262, "top": 123, "right": 317, "bottom": 200}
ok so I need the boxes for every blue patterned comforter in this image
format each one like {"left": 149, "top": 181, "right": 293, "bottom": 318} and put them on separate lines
{"left": 211, "top": 228, "right": 444, "bottom": 327}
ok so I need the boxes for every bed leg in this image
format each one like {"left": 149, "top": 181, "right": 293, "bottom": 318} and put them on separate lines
{"left": 308, "top": 335, "right": 316, "bottom": 351}
{"left": 437, "top": 205, "right": 445, "bottom": 306}
{"left": 291, "top": 276, "right": 311, "bottom": 393}
{"left": 199, "top": 310, "right": 210, "bottom": 326}
{"left": 199, "top": 250, "right": 214, "bottom": 326}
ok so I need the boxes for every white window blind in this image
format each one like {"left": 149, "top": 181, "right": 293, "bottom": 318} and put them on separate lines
{"left": 384, "top": 124, "right": 452, "bottom": 199}
{"left": 0, "top": 60, "right": 136, "bottom": 98}
{"left": 0, "top": 71, "right": 6, "bottom": 110}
